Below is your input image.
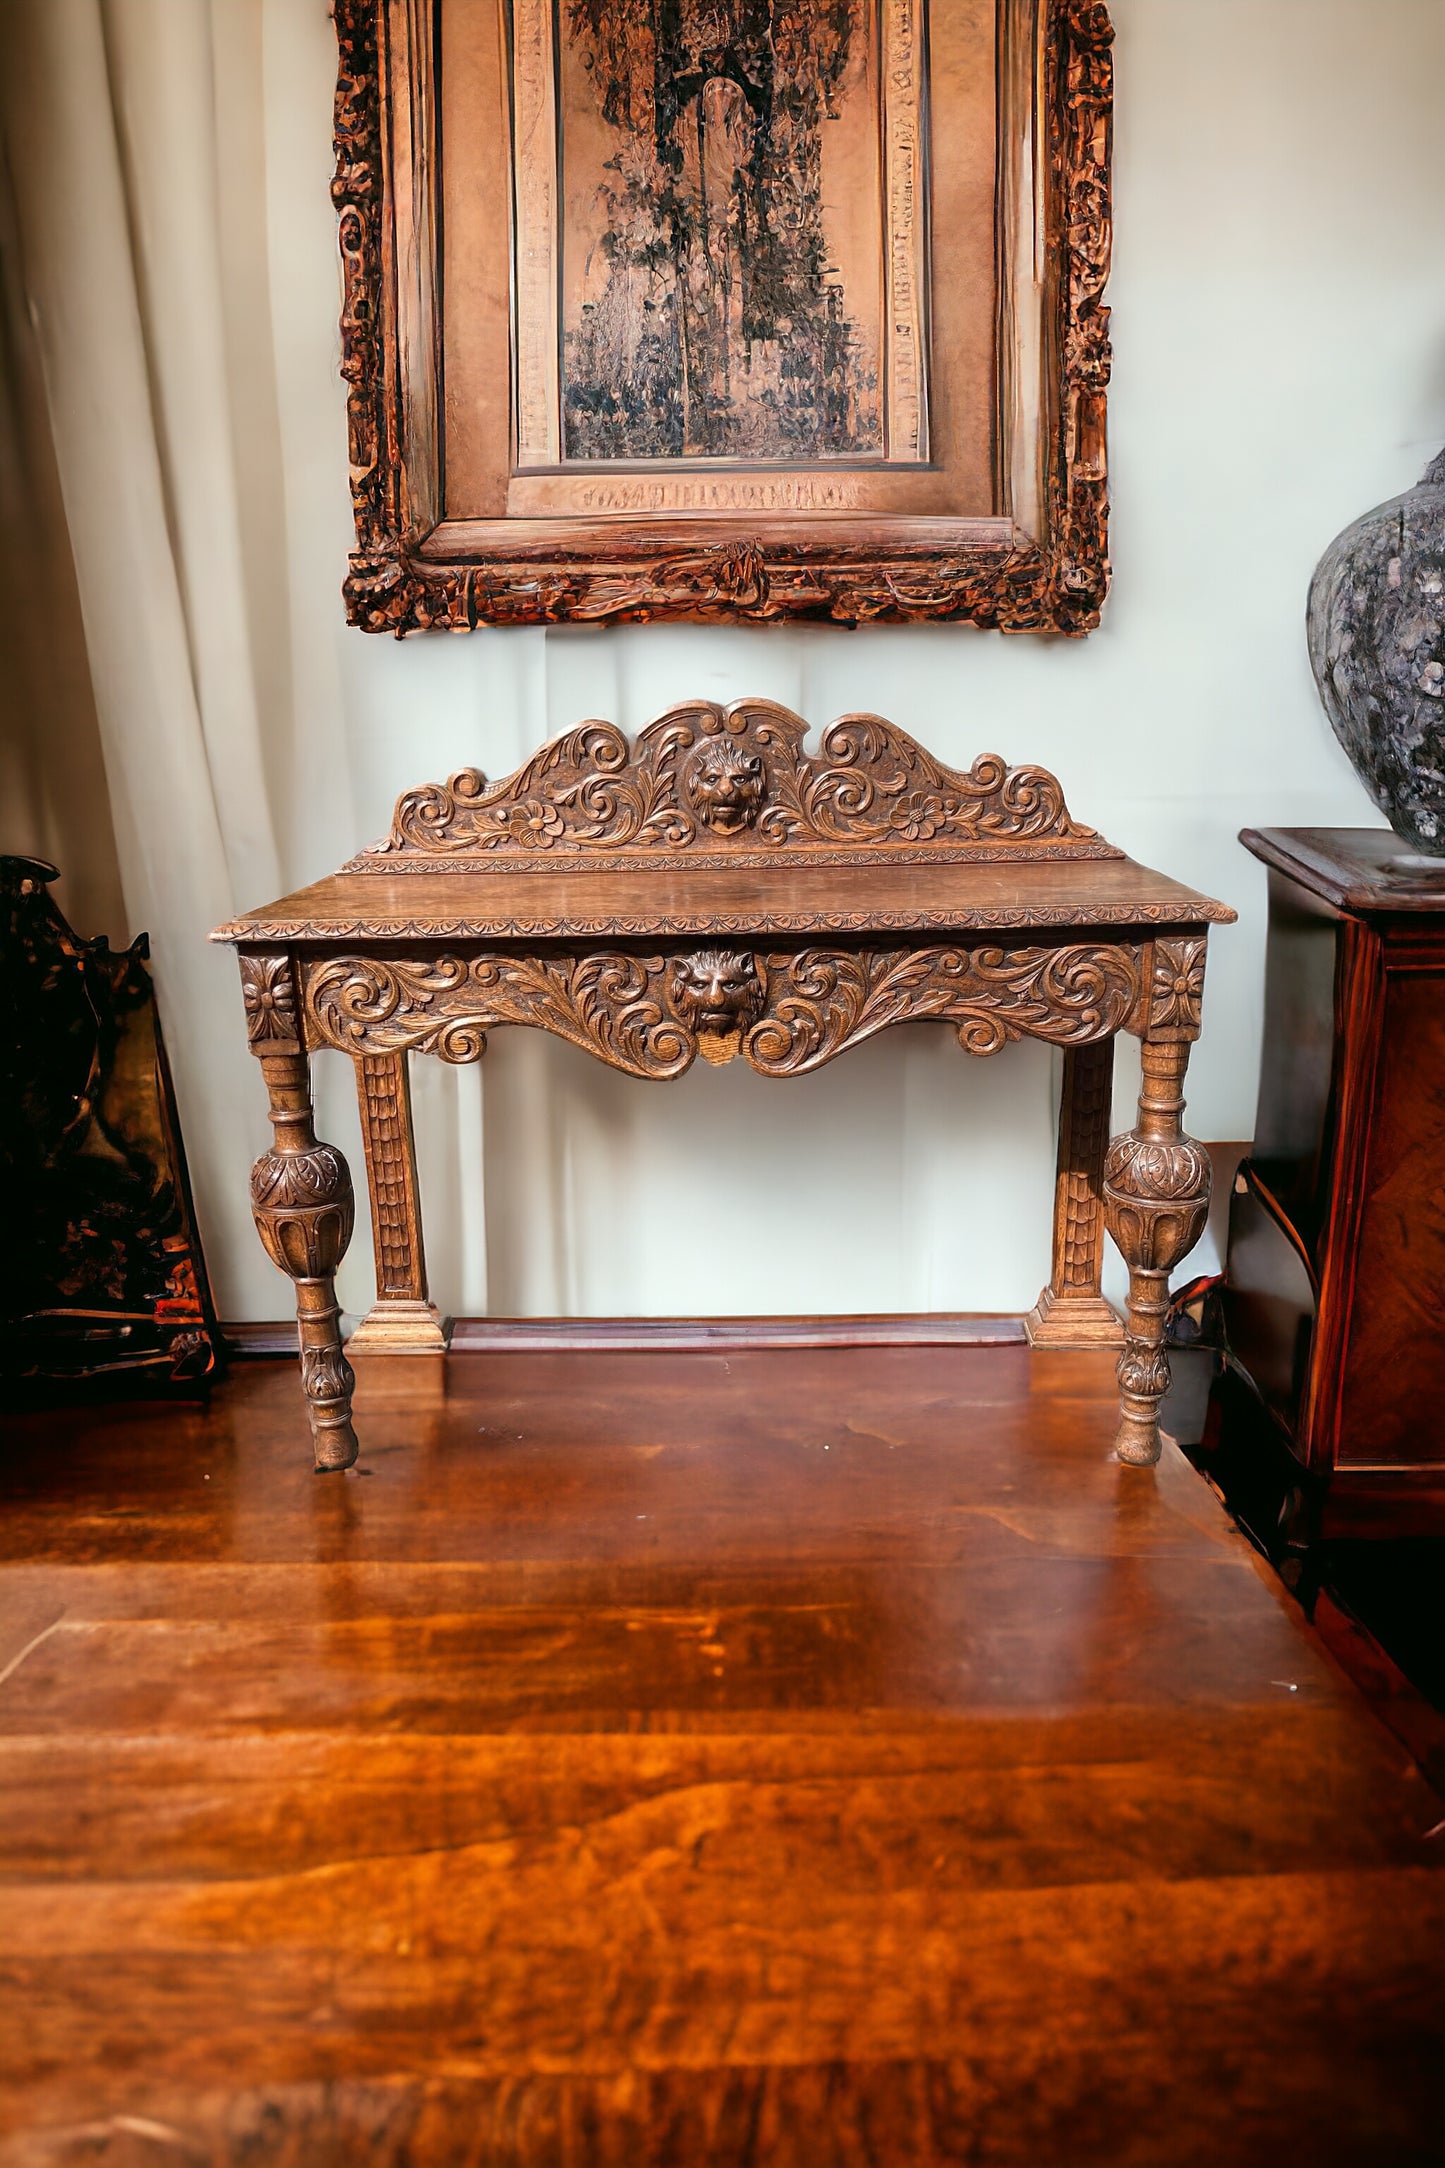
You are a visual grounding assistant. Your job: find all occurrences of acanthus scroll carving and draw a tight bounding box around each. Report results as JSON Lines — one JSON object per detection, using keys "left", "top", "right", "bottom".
{"left": 746, "top": 944, "right": 1141, "bottom": 1073}
{"left": 302, "top": 942, "right": 1143, "bottom": 1081}
{"left": 307, "top": 953, "right": 691, "bottom": 1079}
{"left": 358, "top": 703, "right": 1114, "bottom": 869}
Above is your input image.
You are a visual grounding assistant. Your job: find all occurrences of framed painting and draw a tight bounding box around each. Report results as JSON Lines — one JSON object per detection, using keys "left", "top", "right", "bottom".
{"left": 332, "top": 0, "right": 1113, "bottom": 634}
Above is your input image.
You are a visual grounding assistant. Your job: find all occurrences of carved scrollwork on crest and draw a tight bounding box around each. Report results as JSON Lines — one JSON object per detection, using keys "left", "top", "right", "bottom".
{"left": 302, "top": 940, "right": 1143, "bottom": 1080}
{"left": 356, "top": 703, "right": 1115, "bottom": 871}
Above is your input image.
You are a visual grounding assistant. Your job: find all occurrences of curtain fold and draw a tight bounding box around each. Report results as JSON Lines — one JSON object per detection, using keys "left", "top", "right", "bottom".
{"left": 1, "top": 0, "right": 264, "bottom": 1304}
{"left": 0, "top": 121, "right": 124, "bottom": 943}
{"left": 0, "top": 0, "right": 389, "bottom": 1322}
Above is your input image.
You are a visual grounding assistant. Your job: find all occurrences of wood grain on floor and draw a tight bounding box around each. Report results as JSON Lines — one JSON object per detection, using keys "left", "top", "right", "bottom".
{"left": 0, "top": 1347, "right": 1441, "bottom": 2165}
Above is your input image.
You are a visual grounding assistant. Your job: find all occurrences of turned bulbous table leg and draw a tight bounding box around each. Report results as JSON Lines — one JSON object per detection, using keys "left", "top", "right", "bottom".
{"left": 239, "top": 952, "right": 359, "bottom": 1469}
{"left": 249, "top": 1048, "right": 359, "bottom": 1471}
{"left": 1102, "top": 1039, "right": 1211, "bottom": 1466}
{"left": 240, "top": 992, "right": 359, "bottom": 1482}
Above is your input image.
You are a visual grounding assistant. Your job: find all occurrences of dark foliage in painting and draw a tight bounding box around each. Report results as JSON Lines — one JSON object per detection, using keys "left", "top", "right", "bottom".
{"left": 562, "top": 0, "right": 879, "bottom": 461}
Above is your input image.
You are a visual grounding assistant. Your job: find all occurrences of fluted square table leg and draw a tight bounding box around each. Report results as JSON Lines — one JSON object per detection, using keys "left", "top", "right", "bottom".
{"left": 347, "top": 1050, "right": 450, "bottom": 1354}
{"left": 1026, "top": 1038, "right": 1125, "bottom": 1348}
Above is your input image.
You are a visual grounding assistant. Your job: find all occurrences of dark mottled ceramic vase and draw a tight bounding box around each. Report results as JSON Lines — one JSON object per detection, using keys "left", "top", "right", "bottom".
{"left": 1307, "top": 449, "right": 1445, "bottom": 853}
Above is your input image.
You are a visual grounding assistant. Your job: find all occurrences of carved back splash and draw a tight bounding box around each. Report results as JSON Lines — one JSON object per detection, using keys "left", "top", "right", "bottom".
{"left": 350, "top": 703, "right": 1121, "bottom": 874}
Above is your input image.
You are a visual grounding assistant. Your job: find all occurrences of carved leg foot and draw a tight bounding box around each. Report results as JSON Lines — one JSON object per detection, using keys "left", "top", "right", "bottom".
{"left": 251, "top": 1050, "right": 359, "bottom": 1470}
{"left": 1102, "top": 1040, "right": 1210, "bottom": 1466}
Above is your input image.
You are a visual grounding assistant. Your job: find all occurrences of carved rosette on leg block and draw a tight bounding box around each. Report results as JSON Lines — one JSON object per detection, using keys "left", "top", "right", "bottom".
{"left": 1025, "top": 1038, "right": 1124, "bottom": 1347}
{"left": 1102, "top": 1038, "right": 1210, "bottom": 1466}
{"left": 241, "top": 954, "right": 359, "bottom": 1470}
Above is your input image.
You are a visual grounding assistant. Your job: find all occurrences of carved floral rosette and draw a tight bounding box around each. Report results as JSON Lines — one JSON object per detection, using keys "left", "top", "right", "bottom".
{"left": 1146, "top": 935, "right": 1207, "bottom": 1039}
{"left": 352, "top": 703, "right": 1118, "bottom": 872}
{"left": 302, "top": 941, "right": 1146, "bottom": 1081}
{"left": 240, "top": 953, "right": 302, "bottom": 1051}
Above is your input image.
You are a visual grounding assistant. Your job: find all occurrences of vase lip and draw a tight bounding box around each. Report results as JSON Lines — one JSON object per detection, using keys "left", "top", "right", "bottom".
{"left": 1424, "top": 446, "right": 1445, "bottom": 487}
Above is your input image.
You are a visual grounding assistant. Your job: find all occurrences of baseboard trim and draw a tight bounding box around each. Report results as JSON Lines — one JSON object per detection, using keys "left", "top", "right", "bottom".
{"left": 225, "top": 1313, "right": 1029, "bottom": 1356}
{"left": 222, "top": 1321, "right": 297, "bottom": 1358}
{"left": 449, "top": 1314, "right": 1028, "bottom": 1352}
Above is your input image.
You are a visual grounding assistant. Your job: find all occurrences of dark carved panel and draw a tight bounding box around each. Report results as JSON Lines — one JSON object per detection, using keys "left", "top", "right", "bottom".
{"left": 0, "top": 859, "right": 220, "bottom": 1384}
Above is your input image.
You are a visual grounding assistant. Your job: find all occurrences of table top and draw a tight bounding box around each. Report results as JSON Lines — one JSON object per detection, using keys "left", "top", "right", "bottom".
{"left": 213, "top": 854, "right": 1235, "bottom": 946}
{"left": 1241, "top": 827, "right": 1445, "bottom": 913}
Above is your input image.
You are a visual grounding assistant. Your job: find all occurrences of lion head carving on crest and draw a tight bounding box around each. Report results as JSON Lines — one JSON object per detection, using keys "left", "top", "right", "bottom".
{"left": 682, "top": 737, "right": 767, "bottom": 834}
{"left": 668, "top": 949, "right": 765, "bottom": 1063}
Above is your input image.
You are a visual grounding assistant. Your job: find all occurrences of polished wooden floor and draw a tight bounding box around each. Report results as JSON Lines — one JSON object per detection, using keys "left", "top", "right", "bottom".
{"left": 1, "top": 1347, "right": 1443, "bottom": 2166}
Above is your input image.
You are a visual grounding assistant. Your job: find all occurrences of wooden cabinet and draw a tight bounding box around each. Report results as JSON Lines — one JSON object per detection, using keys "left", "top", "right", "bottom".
{"left": 1224, "top": 828, "right": 1445, "bottom": 1530}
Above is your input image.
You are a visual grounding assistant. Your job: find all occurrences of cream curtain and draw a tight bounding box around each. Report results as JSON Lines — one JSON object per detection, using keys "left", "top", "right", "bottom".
{"left": 0, "top": 0, "right": 1065, "bottom": 1327}
{"left": 4, "top": 0, "right": 313, "bottom": 1313}
{"left": 0, "top": 56, "right": 122, "bottom": 948}
{"left": 7, "top": 0, "right": 1434, "bottom": 1324}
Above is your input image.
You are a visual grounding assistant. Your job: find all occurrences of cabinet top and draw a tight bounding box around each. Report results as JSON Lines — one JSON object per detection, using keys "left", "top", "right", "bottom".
{"left": 1241, "top": 828, "right": 1445, "bottom": 913}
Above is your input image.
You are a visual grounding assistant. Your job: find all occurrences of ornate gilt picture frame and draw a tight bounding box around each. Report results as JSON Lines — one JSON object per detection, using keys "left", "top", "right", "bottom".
{"left": 332, "top": 0, "right": 1112, "bottom": 634}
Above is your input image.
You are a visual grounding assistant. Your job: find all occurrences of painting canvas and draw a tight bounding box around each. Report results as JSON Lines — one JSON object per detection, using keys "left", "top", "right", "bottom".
{"left": 510, "top": 0, "right": 929, "bottom": 493}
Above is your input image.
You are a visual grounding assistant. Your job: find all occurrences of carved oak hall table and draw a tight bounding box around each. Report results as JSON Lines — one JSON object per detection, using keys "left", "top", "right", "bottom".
{"left": 213, "top": 704, "right": 1233, "bottom": 1472}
